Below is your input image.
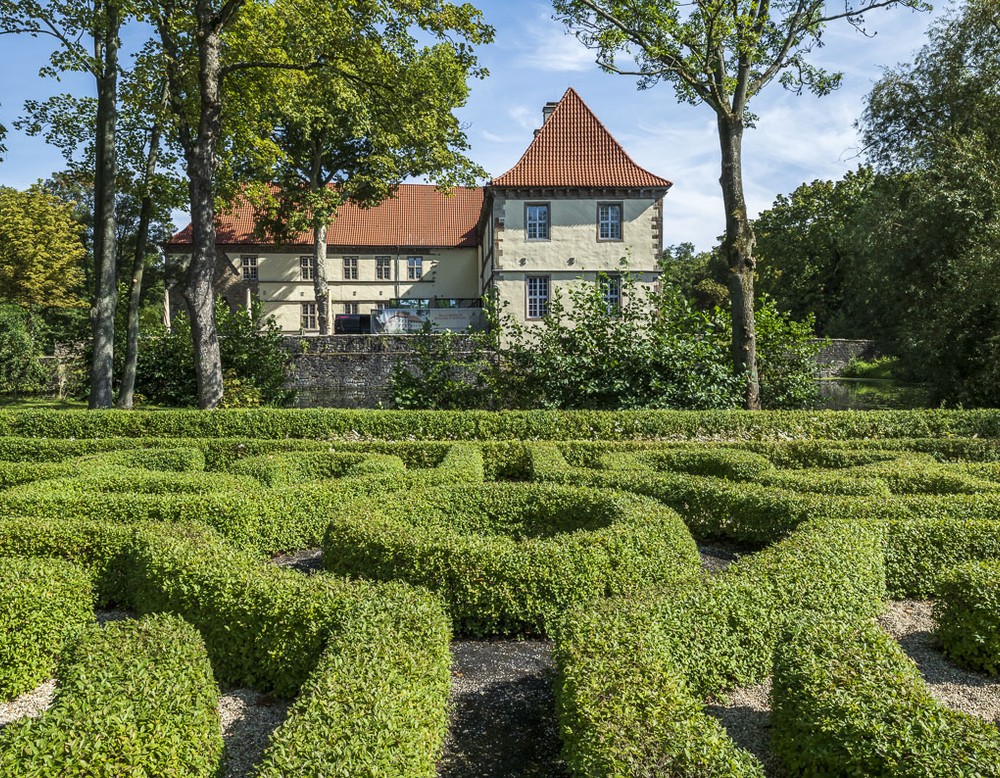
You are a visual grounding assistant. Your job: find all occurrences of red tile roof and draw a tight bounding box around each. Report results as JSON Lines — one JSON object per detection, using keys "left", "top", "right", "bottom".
{"left": 492, "top": 88, "right": 672, "bottom": 190}
{"left": 168, "top": 184, "right": 484, "bottom": 249}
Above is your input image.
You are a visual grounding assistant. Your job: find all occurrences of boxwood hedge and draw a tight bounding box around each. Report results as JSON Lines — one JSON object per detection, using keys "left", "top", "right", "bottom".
{"left": 322, "top": 482, "right": 701, "bottom": 635}
{"left": 935, "top": 560, "right": 1000, "bottom": 675}
{"left": 0, "top": 557, "right": 93, "bottom": 700}
{"left": 772, "top": 614, "right": 1000, "bottom": 776}
{"left": 0, "top": 613, "right": 222, "bottom": 778}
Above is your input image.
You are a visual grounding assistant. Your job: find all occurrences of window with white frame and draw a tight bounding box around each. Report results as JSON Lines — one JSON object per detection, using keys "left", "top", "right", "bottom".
{"left": 343, "top": 256, "right": 359, "bottom": 280}
{"left": 375, "top": 301, "right": 391, "bottom": 310}
{"left": 240, "top": 255, "right": 258, "bottom": 281}
{"left": 598, "top": 203, "right": 623, "bottom": 241}
{"left": 526, "top": 203, "right": 550, "bottom": 240}
{"left": 343, "top": 302, "right": 359, "bottom": 314}
{"left": 526, "top": 275, "right": 550, "bottom": 319}
{"left": 300, "top": 303, "right": 318, "bottom": 331}
{"left": 407, "top": 256, "right": 423, "bottom": 280}
{"left": 376, "top": 255, "right": 392, "bottom": 280}
{"left": 299, "top": 255, "right": 315, "bottom": 281}
{"left": 600, "top": 274, "right": 622, "bottom": 312}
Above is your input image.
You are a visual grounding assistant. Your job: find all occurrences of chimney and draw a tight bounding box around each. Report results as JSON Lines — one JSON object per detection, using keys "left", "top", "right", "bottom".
{"left": 542, "top": 101, "right": 559, "bottom": 124}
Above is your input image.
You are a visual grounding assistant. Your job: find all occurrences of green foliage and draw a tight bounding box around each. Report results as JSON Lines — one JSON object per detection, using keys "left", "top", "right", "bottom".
{"left": 0, "top": 613, "right": 223, "bottom": 778}
{"left": 772, "top": 614, "right": 1000, "bottom": 776}
{"left": 0, "top": 557, "right": 92, "bottom": 700}
{"left": 0, "top": 185, "right": 85, "bottom": 309}
{"left": 0, "top": 305, "right": 49, "bottom": 396}
{"left": 935, "top": 560, "right": 1000, "bottom": 675}
{"left": 137, "top": 299, "right": 293, "bottom": 407}
{"left": 390, "top": 325, "right": 494, "bottom": 409}
{"left": 841, "top": 356, "right": 899, "bottom": 380}
{"left": 323, "top": 482, "right": 701, "bottom": 635}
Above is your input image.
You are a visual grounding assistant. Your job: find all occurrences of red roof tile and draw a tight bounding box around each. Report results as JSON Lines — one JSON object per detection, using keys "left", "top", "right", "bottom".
{"left": 492, "top": 88, "right": 672, "bottom": 190}
{"left": 168, "top": 184, "right": 484, "bottom": 249}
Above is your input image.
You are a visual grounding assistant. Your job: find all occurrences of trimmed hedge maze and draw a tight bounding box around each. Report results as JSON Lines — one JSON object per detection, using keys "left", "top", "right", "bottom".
{"left": 0, "top": 409, "right": 999, "bottom": 775}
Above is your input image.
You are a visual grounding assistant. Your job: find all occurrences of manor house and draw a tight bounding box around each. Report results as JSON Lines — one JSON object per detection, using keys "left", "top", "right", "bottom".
{"left": 166, "top": 88, "right": 672, "bottom": 333}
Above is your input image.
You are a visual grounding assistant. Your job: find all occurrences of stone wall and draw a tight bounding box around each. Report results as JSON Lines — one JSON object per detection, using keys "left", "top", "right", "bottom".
{"left": 815, "top": 339, "right": 882, "bottom": 378}
{"left": 281, "top": 335, "right": 483, "bottom": 408}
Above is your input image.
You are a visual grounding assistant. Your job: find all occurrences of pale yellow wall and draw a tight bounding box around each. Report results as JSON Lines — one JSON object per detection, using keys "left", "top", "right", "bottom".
{"left": 251, "top": 247, "right": 479, "bottom": 332}
{"left": 493, "top": 195, "right": 661, "bottom": 273}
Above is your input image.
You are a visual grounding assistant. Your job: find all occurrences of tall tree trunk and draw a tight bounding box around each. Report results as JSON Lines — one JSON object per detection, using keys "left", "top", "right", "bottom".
{"left": 181, "top": 6, "right": 226, "bottom": 410}
{"left": 717, "top": 113, "right": 761, "bottom": 410}
{"left": 88, "top": 1, "right": 120, "bottom": 410}
{"left": 117, "top": 104, "right": 164, "bottom": 410}
{"left": 313, "top": 219, "right": 329, "bottom": 335}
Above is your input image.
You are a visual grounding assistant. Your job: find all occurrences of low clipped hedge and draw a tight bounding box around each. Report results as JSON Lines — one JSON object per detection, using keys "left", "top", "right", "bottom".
{"left": 935, "top": 560, "right": 1000, "bottom": 675}
{"left": 323, "top": 482, "right": 701, "bottom": 635}
{"left": 553, "top": 514, "right": 885, "bottom": 775}
{"left": 0, "top": 613, "right": 222, "bottom": 778}
{"left": 2, "top": 408, "right": 1000, "bottom": 441}
{"left": 772, "top": 614, "right": 1000, "bottom": 776}
{"left": 0, "top": 557, "right": 93, "bottom": 700}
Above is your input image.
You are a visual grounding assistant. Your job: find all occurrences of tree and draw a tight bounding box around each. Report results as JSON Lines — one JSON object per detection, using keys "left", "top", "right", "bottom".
{"left": 753, "top": 167, "right": 876, "bottom": 336}
{"left": 0, "top": 186, "right": 86, "bottom": 309}
{"left": 252, "top": 23, "right": 490, "bottom": 334}
{"left": 0, "top": 0, "right": 127, "bottom": 408}
{"left": 146, "top": 0, "right": 492, "bottom": 408}
{"left": 553, "top": 0, "right": 927, "bottom": 409}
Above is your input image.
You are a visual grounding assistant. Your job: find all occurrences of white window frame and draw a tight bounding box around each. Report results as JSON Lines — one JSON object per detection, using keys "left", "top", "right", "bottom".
{"left": 526, "top": 275, "right": 550, "bottom": 320}
{"left": 600, "top": 274, "right": 622, "bottom": 312}
{"left": 375, "top": 255, "right": 392, "bottom": 280}
{"left": 300, "top": 302, "right": 318, "bottom": 331}
{"left": 299, "top": 255, "right": 315, "bottom": 281}
{"left": 375, "top": 301, "right": 392, "bottom": 311}
{"left": 598, "top": 203, "right": 623, "bottom": 241}
{"left": 240, "top": 255, "right": 258, "bottom": 281}
{"left": 526, "top": 203, "right": 550, "bottom": 241}
{"left": 343, "top": 302, "right": 359, "bottom": 315}
{"left": 343, "top": 256, "right": 359, "bottom": 280}
{"left": 407, "top": 256, "right": 424, "bottom": 280}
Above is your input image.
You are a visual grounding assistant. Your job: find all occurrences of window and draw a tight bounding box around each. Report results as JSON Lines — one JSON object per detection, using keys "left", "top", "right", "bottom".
{"left": 526, "top": 275, "right": 550, "bottom": 319}
{"left": 343, "top": 302, "right": 359, "bottom": 314}
{"left": 600, "top": 274, "right": 622, "bottom": 312}
{"left": 598, "top": 203, "right": 623, "bottom": 241}
{"left": 376, "top": 256, "right": 392, "bottom": 280}
{"left": 240, "top": 255, "right": 258, "bottom": 281}
{"left": 375, "top": 301, "right": 391, "bottom": 311}
{"left": 299, "top": 255, "right": 315, "bottom": 281}
{"left": 407, "top": 256, "right": 423, "bottom": 280}
{"left": 300, "top": 303, "right": 318, "bottom": 331}
{"left": 343, "top": 256, "right": 359, "bottom": 280}
{"left": 526, "top": 204, "right": 550, "bottom": 241}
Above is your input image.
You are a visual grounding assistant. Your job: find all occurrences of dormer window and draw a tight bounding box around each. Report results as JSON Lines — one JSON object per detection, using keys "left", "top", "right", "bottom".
{"left": 598, "top": 203, "right": 623, "bottom": 241}
{"left": 526, "top": 204, "right": 550, "bottom": 241}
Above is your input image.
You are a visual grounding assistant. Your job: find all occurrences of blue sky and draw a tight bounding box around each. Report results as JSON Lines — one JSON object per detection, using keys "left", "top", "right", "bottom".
{"left": 0, "top": 1, "right": 948, "bottom": 249}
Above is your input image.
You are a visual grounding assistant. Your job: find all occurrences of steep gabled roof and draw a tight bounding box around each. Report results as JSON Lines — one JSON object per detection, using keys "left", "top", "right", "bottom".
{"left": 491, "top": 88, "right": 672, "bottom": 190}
{"left": 167, "top": 184, "right": 484, "bottom": 249}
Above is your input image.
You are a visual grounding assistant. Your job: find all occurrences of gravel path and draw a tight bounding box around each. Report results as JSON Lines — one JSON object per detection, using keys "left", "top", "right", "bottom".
{"left": 439, "top": 639, "right": 568, "bottom": 778}
{"left": 705, "top": 679, "right": 781, "bottom": 776}
{"left": 270, "top": 547, "right": 324, "bottom": 574}
{"left": 0, "top": 680, "right": 55, "bottom": 730}
{"left": 697, "top": 540, "right": 760, "bottom": 573}
{"left": 878, "top": 599, "right": 1000, "bottom": 725}
{"left": 219, "top": 689, "right": 290, "bottom": 778}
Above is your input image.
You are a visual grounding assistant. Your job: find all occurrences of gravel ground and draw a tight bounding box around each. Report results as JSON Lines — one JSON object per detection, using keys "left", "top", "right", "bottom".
{"left": 439, "top": 639, "right": 568, "bottom": 778}
{"left": 0, "top": 680, "right": 55, "bottom": 731}
{"left": 697, "top": 540, "right": 760, "bottom": 573}
{"left": 270, "top": 547, "right": 324, "bottom": 574}
{"left": 878, "top": 599, "right": 1000, "bottom": 725}
{"left": 705, "top": 679, "right": 781, "bottom": 776}
{"left": 218, "top": 688, "right": 290, "bottom": 778}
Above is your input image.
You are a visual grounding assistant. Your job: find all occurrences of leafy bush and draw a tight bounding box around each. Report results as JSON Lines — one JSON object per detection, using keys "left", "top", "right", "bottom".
{"left": 772, "top": 614, "right": 1000, "bottom": 776}
{"left": 137, "top": 298, "right": 293, "bottom": 407}
{"left": 0, "top": 557, "right": 92, "bottom": 700}
{"left": 935, "top": 560, "right": 1000, "bottom": 675}
{"left": 0, "top": 613, "right": 223, "bottom": 778}
{"left": 390, "top": 324, "right": 495, "bottom": 410}
{"left": 322, "top": 482, "right": 701, "bottom": 635}
{"left": 0, "top": 305, "right": 49, "bottom": 397}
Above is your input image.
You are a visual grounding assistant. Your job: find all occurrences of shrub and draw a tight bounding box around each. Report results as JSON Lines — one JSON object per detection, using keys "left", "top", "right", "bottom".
{"left": 0, "top": 557, "right": 92, "bottom": 700}
{"left": 772, "top": 614, "right": 1000, "bottom": 776}
{"left": 0, "top": 305, "right": 49, "bottom": 397}
{"left": 0, "top": 613, "right": 223, "bottom": 778}
{"left": 322, "top": 482, "right": 701, "bottom": 635}
{"left": 935, "top": 560, "right": 1000, "bottom": 675}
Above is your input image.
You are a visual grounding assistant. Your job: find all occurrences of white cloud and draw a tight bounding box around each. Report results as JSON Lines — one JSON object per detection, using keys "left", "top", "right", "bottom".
{"left": 521, "top": 29, "right": 595, "bottom": 72}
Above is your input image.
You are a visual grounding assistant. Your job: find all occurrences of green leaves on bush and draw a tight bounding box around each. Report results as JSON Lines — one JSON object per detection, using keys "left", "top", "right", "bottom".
{"left": 935, "top": 560, "right": 1000, "bottom": 675}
